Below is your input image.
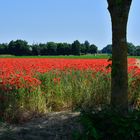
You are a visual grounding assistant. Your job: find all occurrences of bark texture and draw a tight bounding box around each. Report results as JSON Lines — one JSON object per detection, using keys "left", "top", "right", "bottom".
{"left": 107, "top": 0, "right": 132, "bottom": 112}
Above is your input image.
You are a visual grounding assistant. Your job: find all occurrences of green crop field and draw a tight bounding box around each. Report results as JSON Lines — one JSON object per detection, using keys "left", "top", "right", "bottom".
{"left": 0, "top": 54, "right": 140, "bottom": 59}
{"left": 0, "top": 54, "right": 110, "bottom": 59}
{"left": 128, "top": 56, "right": 140, "bottom": 59}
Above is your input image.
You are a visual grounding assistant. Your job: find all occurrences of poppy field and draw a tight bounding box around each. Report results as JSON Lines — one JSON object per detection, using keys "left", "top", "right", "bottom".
{"left": 0, "top": 58, "right": 140, "bottom": 122}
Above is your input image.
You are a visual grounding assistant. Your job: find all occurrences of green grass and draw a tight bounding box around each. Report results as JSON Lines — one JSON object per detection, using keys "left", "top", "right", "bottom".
{"left": 0, "top": 54, "right": 110, "bottom": 59}
{"left": 1, "top": 54, "right": 140, "bottom": 59}
{"left": 0, "top": 70, "right": 111, "bottom": 123}
{"left": 128, "top": 56, "right": 140, "bottom": 59}
{"left": 1, "top": 68, "right": 140, "bottom": 123}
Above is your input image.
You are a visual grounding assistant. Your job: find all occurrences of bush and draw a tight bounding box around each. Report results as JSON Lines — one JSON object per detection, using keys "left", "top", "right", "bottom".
{"left": 75, "top": 109, "right": 140, "bottom": 140}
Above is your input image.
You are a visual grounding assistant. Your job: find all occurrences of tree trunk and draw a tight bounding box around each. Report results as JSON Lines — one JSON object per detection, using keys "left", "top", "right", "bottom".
{"left": 107, "top": 0, "right": 132, "bottom": 112}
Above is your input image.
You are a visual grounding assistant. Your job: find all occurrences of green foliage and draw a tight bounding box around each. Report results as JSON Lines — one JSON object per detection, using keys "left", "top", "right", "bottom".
{"left": 89, "top": 44, "right": 98, "bottom": 54}
{"left": 0, "top": 39, "right": 99, "bottom": 56}
{"left": 0, "top": 82, "right": 46, "bottom": 123}
{"left": 101, "top": 42, "right": 136, "bottom": 56}
{"left": 1, "top": 68, "right": 140, "bottom": 123}
{"left": 8, "top": 40, "right": 30, "bottom": 56}
{"left": 127, "top": 42, "right": 136, "bottom": 56}
{"left": 84, "top": 40, "right": 90, "bottom": 54}
{"left": 135, "top": 46, "right": 140, "bottom": 56}
{"left": 76, "top": 109, "right": 140, "bottom": 140}
{"left": 72, "top": 40, "right": 81, "bottom": 55}
{"left": 38, "top": 70, "right": 111, "bottom": 111}
{"left": 0, "top": 70, "right": 111, "bottom": 122}
{"left": 101, "top": 44, "right": 112, "bottom": 54}
{"left": 0, "top": 43, "right": 8, "bottom": 54}
{"left": 46, "top": 42, "right": 57, "bottom": 55}
{"left": 1, "top": 39, "right": 140, "bottom": 56}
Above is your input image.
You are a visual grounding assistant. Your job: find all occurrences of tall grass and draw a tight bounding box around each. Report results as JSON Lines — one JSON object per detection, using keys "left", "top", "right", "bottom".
{"left": 0, "top": 69, "right": 140, "bottom": 123}
{"left": 38, "top": 70, "right": 111, "bottom": 111}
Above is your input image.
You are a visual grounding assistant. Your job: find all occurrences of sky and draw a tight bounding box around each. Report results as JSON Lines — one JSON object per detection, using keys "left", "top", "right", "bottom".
{"left": 0, "top": 0, "right": 139, "bottom": 49}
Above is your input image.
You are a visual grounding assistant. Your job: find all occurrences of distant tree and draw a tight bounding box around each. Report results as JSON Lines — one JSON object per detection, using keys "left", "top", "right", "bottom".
{"left": 39, "top": 43, "right": 48, "bottom": 55}
{"left": 102, "top": 43, "right": 135, "bottom": 55}
{"left": 47, "top": 42, "right": 57, "bottom": 55}
{"left": 8, "top": 40, "right": 15, "bottom": 55}
{"left": 28, "top": 45, "right": 33, "bottom": 55}
{"left": 8, "top": 40, "right": 30, "bottom": 56}
{"left": 84, "top": 40, "right": 90, "bottom": 54}
{"left": 57, "top": 43, "right": 65, "bottom": 55}
{"left": 0, "top": 43, "right": 8, "bottom": 54}
{"left": 3, "top": 39, "right": 139, "bottom": 58}
{"left": 135, "top": 46, "right": 140, "bottom": 56}
{"left": 127, "top": 42, "right": 135, "bottom": 56}
{"left": 102, "top": 44, "right": 112, "bottom": 54}
{"left": 89, "top": 44, "right": 98, "bottom": 54}
{"left": 31, "top": 44, "right": 41, "bottom": 55}
{"left": 64, "top": 43, "right": 72, "bottom": 55}
{"left": 71, "top": 40, "right": 81, "bottom": 55}
{"left": 80, "top": 44, "right": 86, "bottom": 54}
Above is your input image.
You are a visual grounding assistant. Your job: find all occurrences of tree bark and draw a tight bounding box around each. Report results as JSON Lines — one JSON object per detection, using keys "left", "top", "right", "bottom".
{"left": 107, "top": 0, "right": 132, "bottom": 112}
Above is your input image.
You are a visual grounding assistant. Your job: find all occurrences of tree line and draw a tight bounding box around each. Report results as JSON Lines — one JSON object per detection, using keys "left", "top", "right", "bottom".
{"left": 0, "top": 39, "right": 139, "bottom": 56}
{"left": 101, "top": 42, "right": 140, "bottom": 56}
{"left": 0, "top": 40, "right": 97, "bottom": 56}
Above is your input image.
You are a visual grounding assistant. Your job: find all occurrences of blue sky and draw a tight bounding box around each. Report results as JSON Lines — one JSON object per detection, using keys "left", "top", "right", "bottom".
{"left": 0, "top": 0, "right": 139, "bottom": 49}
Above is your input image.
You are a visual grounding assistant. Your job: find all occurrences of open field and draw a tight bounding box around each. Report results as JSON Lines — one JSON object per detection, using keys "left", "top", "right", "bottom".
{"left": 0, "top": 57, "right": 140, "bottom": 139}
{"left": 129, "top": 56, "right": 140, "bottom": 59}
{"left": 0, "top": 54, "right": 140, "bottom": 59}
{"left": 0, "top": 58, "right": 140, "bottom": 123}
{"left": 0, "top": 54, "right": 110, "bottom": 59}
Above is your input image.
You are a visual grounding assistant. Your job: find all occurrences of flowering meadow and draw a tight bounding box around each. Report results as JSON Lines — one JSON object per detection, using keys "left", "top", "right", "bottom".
{"left": 0, "top": 58, "right": 140, "bottom": 122}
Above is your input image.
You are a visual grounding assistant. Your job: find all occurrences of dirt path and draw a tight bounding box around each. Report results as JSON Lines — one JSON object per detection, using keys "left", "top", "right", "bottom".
{"left": 0, "top": 111, "right": 83, "bottom": 140}
{"left": 136, "top": 59, "right": 140, "bottom": 68}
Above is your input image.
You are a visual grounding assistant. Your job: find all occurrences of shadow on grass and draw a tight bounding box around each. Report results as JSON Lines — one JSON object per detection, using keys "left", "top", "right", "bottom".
{"left": 0, "top": 111, "right": 83, "bottom": 140}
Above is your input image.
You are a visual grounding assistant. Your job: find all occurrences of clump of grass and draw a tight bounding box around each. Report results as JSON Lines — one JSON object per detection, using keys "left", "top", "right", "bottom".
{"left": 128, "top": 73, "right": 140, "bottom": 109}
{"left": 38, "top": 70, "right": 111, "bottom": 111}
{"left": 0, "top": 81, "right": 46, "bottom": 123}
